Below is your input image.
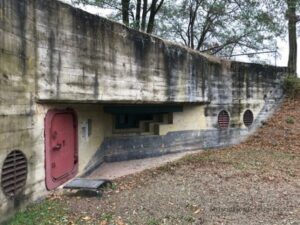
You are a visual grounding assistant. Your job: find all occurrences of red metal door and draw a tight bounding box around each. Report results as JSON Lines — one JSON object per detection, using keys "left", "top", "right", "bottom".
{"left": 45, "top": 109, "right": 78, "bottom": 190}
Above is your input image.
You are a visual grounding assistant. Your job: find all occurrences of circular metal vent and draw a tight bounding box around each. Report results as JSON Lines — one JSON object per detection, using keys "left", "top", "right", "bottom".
{"left": 218, "top": 110, "right": 230, "bottom": 129}
{"left": 1, "top": 150, "right": 28, "bottom": 198}
{"left": 243, "top": 110, "right": 254, "bottom": 127}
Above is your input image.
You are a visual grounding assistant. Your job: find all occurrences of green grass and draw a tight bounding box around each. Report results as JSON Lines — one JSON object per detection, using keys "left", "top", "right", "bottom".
{"left": 110, "top": 183, "right": 118, "bottom": 190}
{"left": 147, "top": 218, "right": 160, "bottom": 225}
{"left": 5, "top": 200, "right": 69, "bottom": 225}
{"left": 100, "top": 212, "right": 113, "bottom": 222}
{"left": 286, "top": 116, "right": 295, "bottom": 124}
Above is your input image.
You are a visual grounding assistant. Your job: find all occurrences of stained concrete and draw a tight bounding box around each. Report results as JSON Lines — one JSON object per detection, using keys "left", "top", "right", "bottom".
{"left": 0, "top": 0, "right": 287, "bottom": 222}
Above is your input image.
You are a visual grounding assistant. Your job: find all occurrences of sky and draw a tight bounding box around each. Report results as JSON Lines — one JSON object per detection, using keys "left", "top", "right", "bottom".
{"left": 61, "top": 0, "right": 300, "bottom": 75}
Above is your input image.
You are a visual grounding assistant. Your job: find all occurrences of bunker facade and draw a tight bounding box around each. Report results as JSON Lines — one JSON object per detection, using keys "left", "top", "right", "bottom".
{"left": 0, "top": 0, "right": 286, "bottom": 221}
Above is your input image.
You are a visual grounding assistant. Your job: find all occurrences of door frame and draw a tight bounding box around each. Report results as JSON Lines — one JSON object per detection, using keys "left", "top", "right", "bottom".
{"left": 44, "top": 108, "right": 78, "bottom": 190}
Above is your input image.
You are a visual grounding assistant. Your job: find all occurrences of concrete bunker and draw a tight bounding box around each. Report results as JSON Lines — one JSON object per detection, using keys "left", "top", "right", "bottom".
{"left": 0, "top": 0, "right": 286, "bottom": 221}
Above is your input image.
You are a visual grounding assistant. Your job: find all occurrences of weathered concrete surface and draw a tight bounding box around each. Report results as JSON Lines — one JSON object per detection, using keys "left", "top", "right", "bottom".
{"left": 32, "top": 0, "right": 285, "bottom": 104}
{"left": 36, "top": 0, "right": 211, "bottom": 103}
{"left": 0, "top": 0, "right": 40, "bottom": 221}
{"left": 0, "top": 0, "right": 287, "bottom": 222}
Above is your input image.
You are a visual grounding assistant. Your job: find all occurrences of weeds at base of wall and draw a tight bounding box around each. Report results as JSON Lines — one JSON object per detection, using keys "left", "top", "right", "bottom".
{"left": 3, "top": 200, "right": 68, "bottom": 225}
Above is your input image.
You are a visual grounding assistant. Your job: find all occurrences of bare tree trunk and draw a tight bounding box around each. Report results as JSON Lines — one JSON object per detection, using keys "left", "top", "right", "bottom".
{"left": 122, "top": 0, "right": 130, "bottom": 26}
{"left": 147, "top": 0, "right": 164, "bottom": 34}
{"left": 147, "top": 0, "right": 158, "bottom": 33}
{"left": 187, "top": 6, "right": 193, "bottom": 48}
{"left": 187, "top": 1, "right": 200, "bottom": 49}
{"left": 287, "top": 0, "right": 298, "bottom": 75}
{"left": 141, "top": 0, "right": 148, "bottom": 31}
{"left": 136, "top": 0, "right": 141, "bottom": 29}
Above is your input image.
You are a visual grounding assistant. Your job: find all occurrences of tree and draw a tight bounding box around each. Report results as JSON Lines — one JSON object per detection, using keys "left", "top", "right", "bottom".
{"left": 156, "top": 0, "right": 283, "bottom": 58}
{"left": 286, "top": 0, "right": 299, "bottom": 75}
{"left": 262, "top": 0, "right": 299, "bottom": 74}
{"left": 71, "top": 0, "right": 165, "bottom": 33}
{"left": 71, "top": 0, "right": 299, "bottom": 73}
{"left": 122, "top": 0, "right": 130, "bottom": 25}
{"left": 146, "top": 0, "right": 164, "bottom": 33}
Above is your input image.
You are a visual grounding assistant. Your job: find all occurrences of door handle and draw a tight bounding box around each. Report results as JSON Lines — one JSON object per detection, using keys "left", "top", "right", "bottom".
{"left": 52, "top": 144, "right": 62, "bottom": 151}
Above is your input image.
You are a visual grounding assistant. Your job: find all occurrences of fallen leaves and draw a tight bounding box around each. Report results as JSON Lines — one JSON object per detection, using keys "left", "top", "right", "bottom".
{"left": 82, "top": 216, "right": 91, "bottom": 221}
{"left": 99, "top": 221, "right": 108, "bottom": 225}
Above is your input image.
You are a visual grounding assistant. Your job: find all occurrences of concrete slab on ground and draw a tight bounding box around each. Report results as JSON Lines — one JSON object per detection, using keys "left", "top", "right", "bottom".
{"left": 88, "top": 150, "right": 203, "bottom": 180}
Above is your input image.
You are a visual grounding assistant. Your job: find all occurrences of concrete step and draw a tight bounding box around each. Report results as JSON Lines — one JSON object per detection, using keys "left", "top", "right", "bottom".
{"left": 149, "top": 122, "right": 163, "bottom": 135}
{"left": 162, "top": 113, "right": 173, "bottom": 124}
{"left": 139, "top": 120, "right": 154, "bottom": 132}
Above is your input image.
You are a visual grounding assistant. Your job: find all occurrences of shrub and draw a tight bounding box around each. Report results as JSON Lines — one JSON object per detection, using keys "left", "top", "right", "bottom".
{"left": 283, "top": 75, "right": 300, "bottom": 98}
{"left": 286, "top": 117, "right": 295, "bottom": 124}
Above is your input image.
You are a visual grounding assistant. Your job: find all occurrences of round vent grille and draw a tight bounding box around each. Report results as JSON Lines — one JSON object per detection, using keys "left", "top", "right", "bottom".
{"left": 243, "top": 110, "right": 254, "bottom": 127}
{"left": 1, "top": 150, "right": 28, "bottom": 198}
{"left": 218, "top": 110, "right": 230, "bottom": 129}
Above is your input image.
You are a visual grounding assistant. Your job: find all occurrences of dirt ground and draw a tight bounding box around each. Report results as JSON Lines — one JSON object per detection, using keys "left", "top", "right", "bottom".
{"left": 55, "top": 98, "right": 300, "bottom": 225}
{"left": 8, "top": 98, "right": 300, "bottom": 225}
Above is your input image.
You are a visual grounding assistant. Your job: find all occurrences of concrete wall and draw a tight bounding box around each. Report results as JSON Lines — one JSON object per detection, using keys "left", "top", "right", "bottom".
{"left": 94, "top": 97, "right": 282, "bottom": 164}
{"left": 0, "top": 0, "right": 39, "bottom": 221}
{"left": 159, "top": 105, "right": 207, "bottom": 135}
{"left": 0, "top": 0, "right": 286, "bottom": 222}
{"left": 36, "top": 0, "right": 211, "bottom": 103}
{"left": 33, "top": 0, "right": 285, "bottom": 105}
